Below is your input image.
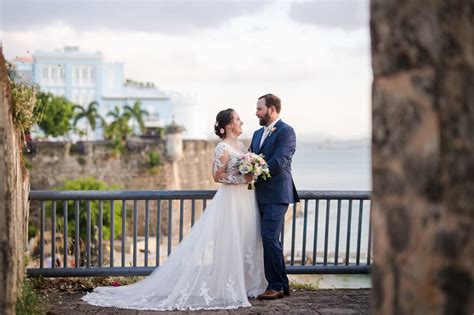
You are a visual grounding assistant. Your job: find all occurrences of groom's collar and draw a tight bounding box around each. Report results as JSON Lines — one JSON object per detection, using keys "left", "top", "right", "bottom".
{"left": 265, "top": 117, "right": 281, "bottom": 131}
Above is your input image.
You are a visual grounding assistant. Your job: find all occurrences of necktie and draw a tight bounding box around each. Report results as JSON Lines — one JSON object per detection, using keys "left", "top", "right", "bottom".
{"left": 259, "top": 127, "right": 271, "bottom": 148}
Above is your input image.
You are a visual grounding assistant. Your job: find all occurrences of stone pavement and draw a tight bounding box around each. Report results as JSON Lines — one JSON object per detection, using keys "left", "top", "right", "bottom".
{"left": 46, "top": 289, "right": 370, "bottom": 314}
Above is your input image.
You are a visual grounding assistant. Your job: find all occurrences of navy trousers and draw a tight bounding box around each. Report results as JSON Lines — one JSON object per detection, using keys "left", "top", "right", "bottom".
{"left": 258, "top": 202, "right": 289, "bottom": 292}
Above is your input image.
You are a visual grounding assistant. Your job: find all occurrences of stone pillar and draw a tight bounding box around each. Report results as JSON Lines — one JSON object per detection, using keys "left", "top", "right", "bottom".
{"left": 161, "top": 122, "right": 184, "bottom": 239}
{"left": 165, "top": 123, "right": 184, "bottom": 163}
{"left": 165, "top": 121, "right": 184, "bottom": 191}
{"left": 370, "top": 1, "right": 473, "bottom": 314}
{"left": 0, "top": 49, "right": 30, "bottom": 314}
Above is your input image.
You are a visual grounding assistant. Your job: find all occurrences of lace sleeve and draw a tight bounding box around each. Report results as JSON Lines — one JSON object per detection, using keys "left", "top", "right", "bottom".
{"left": 213, "top": 143, "right": 246, "bottom": 185}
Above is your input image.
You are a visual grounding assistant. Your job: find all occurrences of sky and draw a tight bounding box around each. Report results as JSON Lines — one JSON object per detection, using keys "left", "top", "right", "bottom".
{"left": 0, "top": 0, "right": 372, "bottom": 140}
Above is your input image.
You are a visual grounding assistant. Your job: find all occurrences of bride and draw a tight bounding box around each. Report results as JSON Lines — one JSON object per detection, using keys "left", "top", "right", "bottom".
{"left": 82, "top": 108, "right": 267, "bottom": 310}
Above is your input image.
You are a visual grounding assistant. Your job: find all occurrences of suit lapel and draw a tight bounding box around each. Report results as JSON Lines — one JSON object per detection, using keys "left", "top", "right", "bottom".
{"left": 259, "top": 120, "right": 283, "bottom": 152}
{"left": 254, "top": 128, "right": 264, "bottom": 153}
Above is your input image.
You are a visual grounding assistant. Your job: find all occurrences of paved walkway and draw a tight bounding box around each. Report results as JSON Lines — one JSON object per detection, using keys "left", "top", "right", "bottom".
{"left": 47, "top": 289, "right": 371, "bottom": 314}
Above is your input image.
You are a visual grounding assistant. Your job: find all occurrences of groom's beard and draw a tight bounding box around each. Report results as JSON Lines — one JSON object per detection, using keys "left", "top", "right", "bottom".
{"left": 259, "top": 113, "right": 271, "bottom": 126}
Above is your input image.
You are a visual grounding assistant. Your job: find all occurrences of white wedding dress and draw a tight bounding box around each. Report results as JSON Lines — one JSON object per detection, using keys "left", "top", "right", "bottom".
{"left": 82, "top": 141, "right": 267, "bottom": 310}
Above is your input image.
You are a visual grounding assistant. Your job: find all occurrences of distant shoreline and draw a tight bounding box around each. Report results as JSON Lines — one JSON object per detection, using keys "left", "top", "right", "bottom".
{"left": 297, "top": 140, "right": 371, "bottom": 150}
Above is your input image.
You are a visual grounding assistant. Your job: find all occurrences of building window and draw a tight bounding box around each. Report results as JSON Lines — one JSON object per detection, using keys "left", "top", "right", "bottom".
{"left": 59, "top": 66, "right": 65, "bottom": 85}
{"left": 51, "top": 67, "right": 57, "bottom": 84}
{"left": 71, "top": 66, "right": 96, "bottom": 87}
{"left": 73, "top": 66, "right": 80, "bottom": 85}
{"left": 42, "top": 67, "right": 49, "bottom": 84}
{"left": 82, "top": 68, "right": 88, "bottom": 85}
{"left": 90, "top": 67, "right": 96, "bottom": 84}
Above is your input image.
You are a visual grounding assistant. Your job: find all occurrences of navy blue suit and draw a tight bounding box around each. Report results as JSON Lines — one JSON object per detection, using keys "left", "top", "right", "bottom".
{"left": 250, "top": 119, "right": 299, "bottom": 292}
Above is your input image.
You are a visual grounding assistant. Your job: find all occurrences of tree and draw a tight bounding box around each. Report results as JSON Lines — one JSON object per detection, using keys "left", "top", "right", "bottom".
{"left": 104, "top": 106, "right": 132, "bottom": 139}
{"left": 124, "top": 101, "right": 149, "bottom": 135}
{"left": 104, "top": 106, "right": 132, "bottom": 155}
{"left": 73, "top": 101, "right": 104, "bottom": 139}
{"left": 36, "top": 92, "right": 75, "bottom": 138}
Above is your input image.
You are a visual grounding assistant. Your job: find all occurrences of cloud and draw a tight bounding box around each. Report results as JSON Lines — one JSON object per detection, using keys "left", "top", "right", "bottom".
{"left": 288, "top": 0, "right": 369, "bottom": 31}
{"left": 1, "top": 0, "right": 270, "bottom": 34}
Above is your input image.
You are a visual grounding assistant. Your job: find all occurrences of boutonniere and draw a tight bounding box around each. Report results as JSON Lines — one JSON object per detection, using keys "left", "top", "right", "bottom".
{"left": 268, "top": 126, "right": 276, "bottom": 136}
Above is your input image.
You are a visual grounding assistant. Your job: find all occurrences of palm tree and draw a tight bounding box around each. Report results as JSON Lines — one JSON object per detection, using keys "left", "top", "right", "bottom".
{"left": 73, "top": 101, "right": 104, "bottom": 139}
{"left": 106, "top": 105, "right": 126, "bottom": 121}
{"left": 124, "top": 101, "right": 149, "bottom": 135}
{"left": 105, "top": 105, "right": 132, "bottom": 141}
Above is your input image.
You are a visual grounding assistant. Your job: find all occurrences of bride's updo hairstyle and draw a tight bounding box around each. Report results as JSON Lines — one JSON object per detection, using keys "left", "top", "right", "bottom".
{"left": 214, "top": 108, "right": 235, "bottom": 139}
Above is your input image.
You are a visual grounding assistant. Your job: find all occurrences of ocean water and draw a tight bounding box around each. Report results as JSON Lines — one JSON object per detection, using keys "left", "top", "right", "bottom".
{"left": 292, "top": 143, "right": 371, "bottom": 191}
{"left": 288, "top": 143, "right": 372, "bottom": 288}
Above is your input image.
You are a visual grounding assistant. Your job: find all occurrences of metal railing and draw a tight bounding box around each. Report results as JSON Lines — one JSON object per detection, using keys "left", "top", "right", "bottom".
{"left": 27, "top": 190, "right": 372, "bottom": 277}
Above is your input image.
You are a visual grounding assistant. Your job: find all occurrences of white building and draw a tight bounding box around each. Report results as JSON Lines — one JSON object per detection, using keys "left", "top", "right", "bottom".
{"left": 12, "top": 46, "right": 206, "bottom": 139}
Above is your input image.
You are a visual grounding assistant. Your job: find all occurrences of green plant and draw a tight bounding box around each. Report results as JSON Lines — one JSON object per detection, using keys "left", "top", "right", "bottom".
{"left": 73, "top": 101, "right": 104, "bottom": 139}
{"left": 28, "top": 224, "right": 38, "bottom": 240}
{"left": 10, "top": 80, "right": 41, "bottom": 138}
{"left": 22, "top": 155, "right": 32, "bottom": 170}
{"left": 155, "top": 127, "right": 165, "bottom": 139}
{"left": 289, "top": 279, "right": 321, "bottom": 291}
{"left": 124, "top": 100, "right": 149, "bottom": 134}
{"left": 76, "top": 156, "right": 87, "bottom": 166}
{"left": 16, "top": 278, "right": 48, "bottom": 315}
{"left": 36, "top": 92, "right": 75, "bottom": 137}
{"left": 104, "top": 106, "right": 133, "bottom": 156}
{"left": 110, "top": 137, "right": 126, "bottom": 156}
{"left": 50, "top": 177, "right": 124, "bottom": 242}
{"left": 148, "top": 152, "right": 162, "bottom": 168}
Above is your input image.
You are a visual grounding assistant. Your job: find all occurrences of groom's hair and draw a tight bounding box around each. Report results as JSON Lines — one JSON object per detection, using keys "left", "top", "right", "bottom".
{"left": 258, "top": 94, "right": 281, "bottom": 113}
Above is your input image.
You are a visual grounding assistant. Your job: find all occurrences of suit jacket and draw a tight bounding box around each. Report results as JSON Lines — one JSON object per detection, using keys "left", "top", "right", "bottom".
{"left": 250, "top": 119, "right": 300, "bottom": 204}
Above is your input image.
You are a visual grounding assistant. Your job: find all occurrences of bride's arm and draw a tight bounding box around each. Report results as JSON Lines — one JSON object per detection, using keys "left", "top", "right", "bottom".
{"left": 213, "top": 144, "right": 251, "bottom": 184}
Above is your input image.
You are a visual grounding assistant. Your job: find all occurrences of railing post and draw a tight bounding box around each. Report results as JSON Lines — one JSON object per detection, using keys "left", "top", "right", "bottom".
{"left": 51, "top": 201, "right": 56, "bottom": 268}
{"left": 74, "top": 200, "right": 80, "bottom": 268}
{"left": 63, "top": 201, "right": 68, "bottom": 268}
{"left": 98, "top": 200, "right": 103, "bottom": 267}
{"left": 110, "top": 200, "right": 114, "bottom": 267}
{"left": 145, "top": 200, "right": 149, "bottom": 267}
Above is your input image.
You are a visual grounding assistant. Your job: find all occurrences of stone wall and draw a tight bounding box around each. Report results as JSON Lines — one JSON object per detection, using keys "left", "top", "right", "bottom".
{"left": 370, "top": 0, "right": 473, "bottom": 314}
{"left": 25, "top": 138, "right": 220, "bottom": 238}
{"left": 26, "top": 139, "right": 218, "bottom": 191}
{"left": 0, "top": 50, "right": 30, "bottom": 314}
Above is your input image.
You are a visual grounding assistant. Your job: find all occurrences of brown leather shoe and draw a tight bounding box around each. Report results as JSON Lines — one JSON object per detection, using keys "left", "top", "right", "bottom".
{"left": 257, "top": 290, "right": 284, "bottom": 300}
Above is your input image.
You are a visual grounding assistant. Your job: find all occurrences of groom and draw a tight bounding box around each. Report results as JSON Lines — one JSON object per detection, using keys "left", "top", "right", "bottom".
{"left": 250, "top": 94, "right": 299, "bottom": 300}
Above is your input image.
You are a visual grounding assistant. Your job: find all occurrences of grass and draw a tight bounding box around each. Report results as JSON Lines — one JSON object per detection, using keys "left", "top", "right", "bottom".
{"left": 16, "top": 278, "right": 48, "bottom": 315}
{"left": 10, "top": 81, "right": 42, "bottom": 138}
{"left": 289, "top": 279, "right": 321, "bottom": 291}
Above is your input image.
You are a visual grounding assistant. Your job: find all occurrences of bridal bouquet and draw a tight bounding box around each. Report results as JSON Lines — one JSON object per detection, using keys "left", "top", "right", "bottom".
{"left": 238, "top": 152, "right": 271, "bottom": 190}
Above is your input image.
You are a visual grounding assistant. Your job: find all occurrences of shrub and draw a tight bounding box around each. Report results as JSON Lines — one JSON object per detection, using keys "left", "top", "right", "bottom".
{"left": 50, "top": 177, "right": 124, "bottom": 242}
{"left": 148, "top": 152, "right": 162, "bottom": 168}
